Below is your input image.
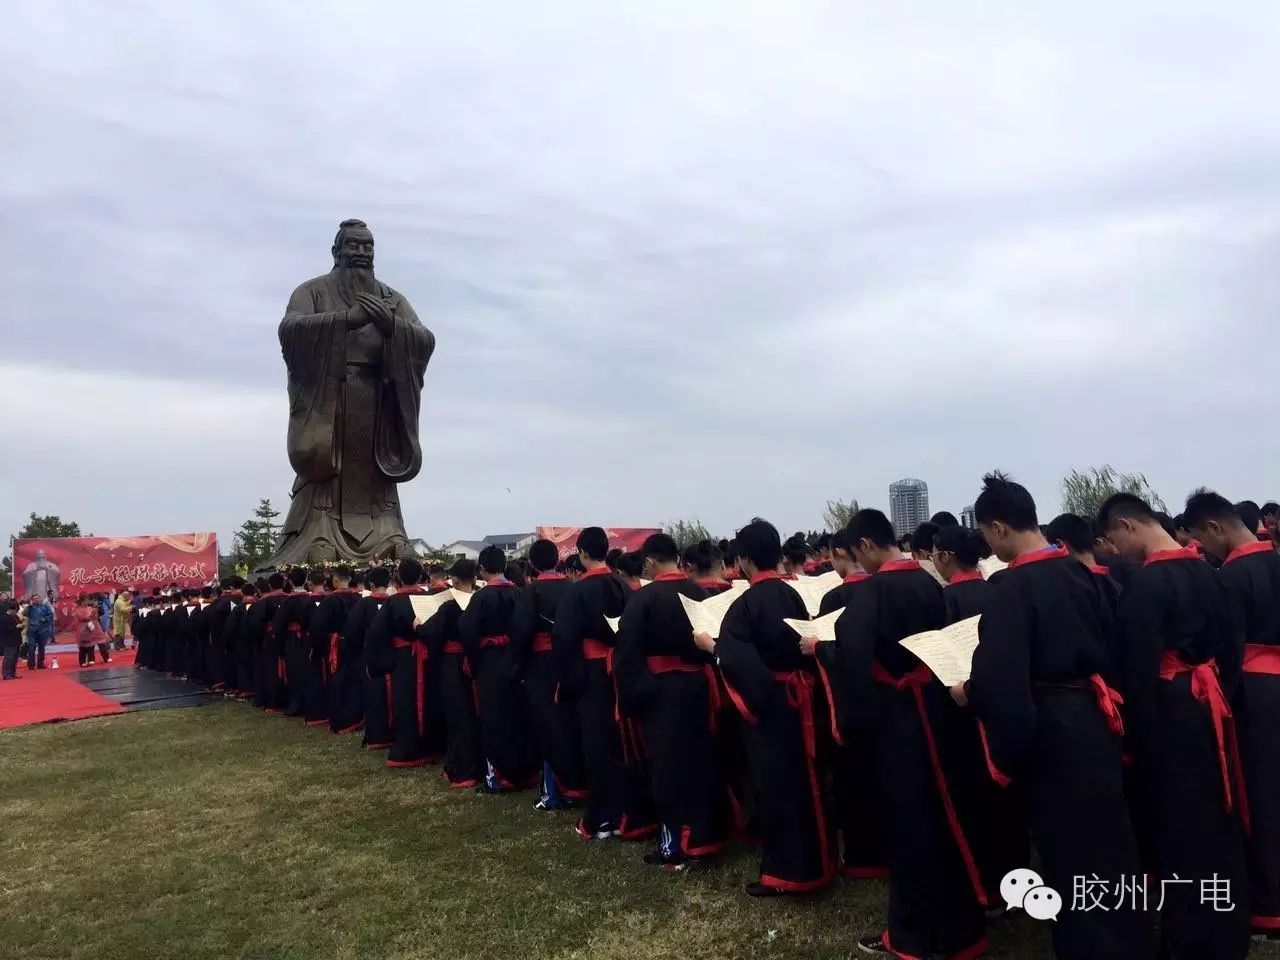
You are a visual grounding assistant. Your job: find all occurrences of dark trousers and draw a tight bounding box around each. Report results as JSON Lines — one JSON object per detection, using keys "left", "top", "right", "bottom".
{"left": 27, "top": 640, "right": 46, "bottom": 669}
{"left": 79, "top": 646, "right": 94, "bottom": 666}
{"left": 2, "top": 646, "right": 18, "bottom": 679}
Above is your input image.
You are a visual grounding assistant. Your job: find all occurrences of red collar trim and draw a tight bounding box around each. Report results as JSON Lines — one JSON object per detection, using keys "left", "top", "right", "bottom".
{"left": 535, "top": 572, "right": 566, "bottom": 581}
{"left": 330, "top": 587, "right": 359, "bottom": 595}
{"left": 580, "top": 566, "right": 613, "bottom": 581}
{"left": 1009, "top": 545, "right": 1068, "bottom": 569}
{"left": 843, "top": 572, "right": 871, "bottom": 584}
{"left": 947, "top": 569, "right": 984, "bottom": 585}
{"left": 877, "top": 558, "right": 920, "bottom": 574}
{"left": 1225, "top": 539, "right": 1274, "bottom": 565}
{"left": 1145, "top": 546, "right": 1200, "bottom": 566}
{"left": 750, "top": 570, "right": 785, "bottom": 586}
{"left": 724, "top": 568, "right": 741, "bottom": 579}
{"left": 654, "top": 571, "right": 687, "bottom": 583}
{"left": 397, "top": 586, "right": 426, "bottom": 595}
{"left": 1088, "top": 563, "right": 1110, "bottom": 576}
{"left": 369, "top": 591, "right": 389, "bottom": 599}
{"left": 696, "top": 578, "right": 726, "bottom": 589}
{"left": 484, "top": 580, "right": 515, "bottom": 589}
{"left": 802, "top": 560, "right": 819, "bottom": 573}
{"left": 308, "top": 591, "right": 326, "bottom": 598}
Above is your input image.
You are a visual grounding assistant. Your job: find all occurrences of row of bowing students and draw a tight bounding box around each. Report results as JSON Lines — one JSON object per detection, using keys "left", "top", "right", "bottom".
{"left": 131, "top": 474, "right": 1280, "bottom": 960}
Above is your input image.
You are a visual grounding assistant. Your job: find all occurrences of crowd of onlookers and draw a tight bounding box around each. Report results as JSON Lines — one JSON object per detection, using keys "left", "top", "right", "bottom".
{"left": 0, "top": 589, "right": 140, "bottom": 677}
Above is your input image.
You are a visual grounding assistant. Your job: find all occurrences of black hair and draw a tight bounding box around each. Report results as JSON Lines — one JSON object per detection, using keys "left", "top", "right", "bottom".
{"left": 307, "top": 567, "right": 327, "bottom": 586}
{"left": 782, "top": 532, "right": 809, "bottom": 566}
{"left": 578, "top": 527, "right": 610, "bottom": 562}
{"left": 973, "top": 471, "right": 1039, "bottom": 531}
{"left": 734, "top": 517, "right": 783, "bottom": 570}
{"left": 681, "top": 539, "right": 723, "bottom": 575}
{"left": 616, "top": 551, "right": 645, "bottom": 578}
{"left": 397, "top": 557, "right": 424, "bottom": 585}
{"left": 845, "top": 508, "right": 896, "bottom": 550}
{"left": 504, "top": 563, "right": 527, "bottom": 587}
{"left": 478, "top": 546, "right": 506, "bottom": 575}
{"left": 814, "top": 533, "right": 831, "bottom": 551}
{"left": 1184, "top": 488, "right": 1248, "bottom": 530}
{"left": 910, "top": 522, "right": 940, "bottom": 554}
{"left": 1153, "top": 511, "right": 1178, "bottom": 540}
{"left": 268, "top": 573, "right": 286, "bottom": 591}
{"left": 200, "top": 586, "right": 214, "bottom": 600}
{"left": 370, "top": 567, "right": 392, "bottom": 588}
{"left": 1045, "top": 513, "right": 1094, "bottom": 554}
{"left": 332, "top": 565, "right": 354, "bottom": 582}
{"left": 1237, "top": 500, "right": 1262, "bottom": 533}
{"left": 529, "top": 539, "right": 559, "bottom": 573}
{"left": 642, "top": 533, "right": 680, "bottom": 565}
{"left": 930, "top": 511, "right": 959, "bottom": 528}
{"left": 242, "top": 582, "right": 260, "bottom": 598}
{"left": 254, "top": 577, "right": 270, "bottom": 593}
{"left": 1096, "top": 492, "right": 1157, "bottom": 533}
{"left": 219, "top": 576, "right": 237, "bottom": 590}
{"left": 829, "top": 530, "right": 852, "bottom": 554}
{"left": 934, "top": 524, "right": 982, "bottom": 568}
{"left": 288, "top": 567, "right": 309, "bottom": 588}
{"left": 1262, "top": 502, "right": 1280, "bottom": 519}
{"left": 562, "top": 554, "right": 585, "bottom": 575}
{"left": 449, "top": 558, "right": 477, "bottom": 582}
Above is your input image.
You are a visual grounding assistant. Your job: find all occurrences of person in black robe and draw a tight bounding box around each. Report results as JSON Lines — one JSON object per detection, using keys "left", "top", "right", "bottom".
{"left": 808, "top": 530, "right": 884, "bottom": 880}
{"left": 1046, "top": 513, "right": 1122, "bottom": 615}
{"left": 961, "top": 473, "right": 1147, "bottom": 960}
{"left": 163, "top": 594, "right": 188, "bottom": 676}
{"left": 253, "top": 573, "right": 291, "bottom": 711}
{"left": 615, "top": 533, "right": 728, "bottom": 869}
{"left": 817, "top": 509, "right": 986, "bottom": 958}
{"left": 307, "top": 566, "right": 362, "bottom": 729}
{"left": 271, "top": 568, "right": 314, "bottom": 718}
{"left": 421, "top": 559, "right": 483, "bottom": 787}
{"left": 1186, "top": 488, "right": 1280, "bottom": 937}
{"left": 289, "top": 568, "right": 332, "bottom": 727}
{"left": 370, "top": 558, "right": 445, "bottom": 767}
{"left": 460, "top": 545, "right": 539, "bottom": 792}
{"left": 694, "top": 517, "right": 833, "bottom": 898}
{"left": 681, "top": 540, "right": 732, "bottom": 595}
{"left": 510, "top": 538, "right": 584, "bottom": 810}
{"left": 203, "top": 578, "right": 240, "bottom": 694}
{"left": 223, "top": 582, "right": 257, "bottom": 699}
{"left": 350, "top": 568, "right": 394, "bottom": 748}
{"left": 176, "top": 590, "right": 202, "bottom": 680}
{"left": 932, "top": 525, "right": 989, "bottom": 622}
{"left": 1097, "top": 492, "right": 1250, "bottom": 958}
{"left": 552, "top": 526, "right": 654, "bottom": 841}
{"left": 133, "top": 598, "right": 154, "bottom": 668}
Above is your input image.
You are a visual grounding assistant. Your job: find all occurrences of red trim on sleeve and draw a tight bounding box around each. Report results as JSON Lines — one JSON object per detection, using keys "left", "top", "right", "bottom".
{"left": 720, "top": 674, "right": 758, "bottom": 725}
{"left": 977, "top": 721, "right": 1012, "bottom": 788}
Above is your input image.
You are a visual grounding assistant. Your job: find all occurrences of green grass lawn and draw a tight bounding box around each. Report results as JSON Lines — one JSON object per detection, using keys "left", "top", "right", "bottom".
{"left": 1, "top": 703, "right": 1062, "bottom": 959}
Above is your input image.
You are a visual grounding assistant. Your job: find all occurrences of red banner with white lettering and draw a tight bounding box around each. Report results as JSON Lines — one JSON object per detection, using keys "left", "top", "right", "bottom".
{"left": 535, "top": 526, "right": 662, "bottom": 561}
{"left": 12, "top": 533, "right": 217, "bottom": 601}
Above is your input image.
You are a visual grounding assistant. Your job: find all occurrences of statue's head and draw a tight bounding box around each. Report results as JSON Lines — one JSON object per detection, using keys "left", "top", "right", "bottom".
{"left": 332, "top": 219, "right": 374, "bottom": 275}
{"left": 34, "top": 549, "right": 47, "bottom": 563}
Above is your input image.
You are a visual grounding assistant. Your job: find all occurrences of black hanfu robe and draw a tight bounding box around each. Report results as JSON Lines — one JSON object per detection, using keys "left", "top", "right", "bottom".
{"left": 715, "top": 573, "right": 834, "bottom": 893}
{"left": 459, "top": 579, "right": 539, "bottom": 790}
{"left": 202, "top": 592, "right": 236, "bottom": 692}
{"left": 307, "top": 588, "right": 363, "bottom": 729}
{"left": 615, "top": 573, "right": 728, "bottom": 858}
{"left": 943, "top": 570, "right": 988, "bottom": 624}
{"left": 510, "top": 573, "right": 585, "bottom": 799}
{"left": 813, "top": 572, "right": 887, "bottom": 879}
{"left": 370, "top": 587, "right": 446, "bottom": 767}
{"left": 252, "top": 591, "right": 290, "bottom": 710}
{"left": 134, "top": 608, "right": 155, "bottom": 668}
{"left": 419, "top": 597, "right": 484, "bottom": 786}
{"left": 1117, "top": 546, "right": 1249, "bottom": 958}
{"left": 356, "top": 592, "right": 395, "bottom": 749}
{"left": 223, "top": 598, "right": 253, "bottom": 699}
{"left": 325, "top": 591, "right": 376, "bottom": 734}
{"left": 969, "top": 546, "right": 1147, "bottom": 960}
{"left": 831, "top": 559, "right": 987, "bottom": 959}
{"left": 272, "top": 592, "right": 319, "bottom": 718}
{"left": 179, "top": 603, "right": 202, "bottom": 680}
{"left": 1217, "top": 539, "right": 1280, "bottom": 933}
{"left": 552, "top": 566, "right": 654, "bottom": 838}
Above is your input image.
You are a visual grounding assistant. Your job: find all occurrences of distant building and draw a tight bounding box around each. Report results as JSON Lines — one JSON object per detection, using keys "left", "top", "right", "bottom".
{"left": 961, "top": 505, "right": 977, "bottom": 530}
{"left": 889, "top": 478, "right": 930, "bottom": 538}
{"left": 438, "top": 532, "right": 536, "bottom": 562}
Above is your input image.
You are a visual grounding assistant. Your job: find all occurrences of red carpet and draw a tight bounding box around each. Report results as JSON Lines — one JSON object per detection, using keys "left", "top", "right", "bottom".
{"left": 1, "top": 648, "right": 138, "bottom": 730}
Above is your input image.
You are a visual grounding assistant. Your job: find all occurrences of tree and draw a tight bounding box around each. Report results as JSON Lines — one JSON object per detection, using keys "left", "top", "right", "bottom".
{"left": 231, "top": 499, "right": 282, "bottom": 573}
{"left": 3, "top": 513, "right": 82, "bottom": 594}
{"left": 822, "top": 498, "right": 860, "bottom": 533}
{"left": 662, "top": 519, "right": 716, "bottom": 551}
{"left": 1061, "top": 466, "right": 1167, "bottom": 520}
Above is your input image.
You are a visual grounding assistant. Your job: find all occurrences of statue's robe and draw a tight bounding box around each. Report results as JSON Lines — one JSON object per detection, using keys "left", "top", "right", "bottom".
{"left": 268, "top": 268, "right": 433, "bottom": 566}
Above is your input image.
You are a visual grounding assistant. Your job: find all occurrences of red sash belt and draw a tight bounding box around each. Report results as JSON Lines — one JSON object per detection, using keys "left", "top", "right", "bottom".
{"left": 440, "top": 641, "right": 477, "bottom": 712}
{"left": 872, "top": 661, "right": 989, "bottom": 907}
{"left": 531, "top": 632, "right": 553, "bottom": 653}
{"left": 287, "top": 623, "right": 301, "bottom": 636}
{"left": 480, "top": 634, "right": 510, "bottom": 648}
{"left": 1243, "top": 643, "right": 1280, "bottom": 674}
{"left": 277, "top": 656, "right": 288, "bottom": 683}
{"left": 443, "top": 641, "right": 465, "bottom": 655}
{"left": 771, "top": 669, "right": 834, "bottom": 885}
{"left": 327, "top": 633, "right": 341, "bottom": 676}
{"left": 647, "top": 656, "right": 722, "bottom": 731}
{"left": 1160, "top": 652, "right": 1249, "bottom": 831}
{"left": 392, "top": 636, "right": 429, "bottom": 737}
{"left": 582, "top": 637, "right": 612, "bottom": 661}
{"left": 1035, "top": 674, "right": 1126, "bottom": 736}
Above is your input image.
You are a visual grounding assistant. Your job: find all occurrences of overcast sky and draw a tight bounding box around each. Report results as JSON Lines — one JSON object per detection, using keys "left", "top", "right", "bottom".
{"left": 4, "top": 2, "right": 1280, "bottom": 551}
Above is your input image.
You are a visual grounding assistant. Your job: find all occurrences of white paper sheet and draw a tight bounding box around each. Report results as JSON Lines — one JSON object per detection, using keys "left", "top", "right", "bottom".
{"left": 785, "top": 571, "right": 842, "bottom": 616}
{"left": 783, "top": 608, "right": 842, "bottom": 646}
{"left": 409, "top": 592, "right": 455, "bottom": 623}
{"left": 898, "top": 615, "right": 982, "bottom": 686}
{"left": 678, "top": 587, "right": 744, "bottom": 639}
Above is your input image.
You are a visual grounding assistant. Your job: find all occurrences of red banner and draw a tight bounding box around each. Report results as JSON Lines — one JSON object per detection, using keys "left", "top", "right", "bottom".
{"left": 12, "top": 533, "right": 217, "bottom": 602}
{"left": 535, "top": 526, "right": 662, "bottom": 561}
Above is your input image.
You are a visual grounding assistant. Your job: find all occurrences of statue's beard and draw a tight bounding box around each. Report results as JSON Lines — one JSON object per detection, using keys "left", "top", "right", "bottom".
{"left": 339, "top": 262, "right": 377, "bottom": 295}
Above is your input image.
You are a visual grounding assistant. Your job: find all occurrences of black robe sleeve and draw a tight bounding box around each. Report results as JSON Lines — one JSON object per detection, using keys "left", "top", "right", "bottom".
{"left": 613, "top": 588, "right": 657, "bottom": 718}
{"left": 968, "top": 578, "right": 1036, "bottom": 774}
{"left": 714, "top": 596, "right": 785, "bottom": 725}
